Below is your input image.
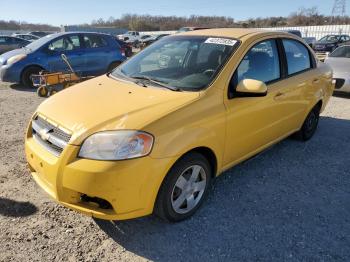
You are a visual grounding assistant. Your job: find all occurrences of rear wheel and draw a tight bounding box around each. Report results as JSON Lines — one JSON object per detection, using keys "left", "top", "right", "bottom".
{"left": 295, "top": 104, "right": 321, "bottom": 141}
{"left": 21, "top": 66, "right": 42, "bottom": 88}
{"left": 155, "top": 152, "right": 212, "bottom": 222}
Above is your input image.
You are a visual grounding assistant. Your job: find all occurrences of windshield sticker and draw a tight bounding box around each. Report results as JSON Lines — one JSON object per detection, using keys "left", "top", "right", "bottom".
{"left": 204, "top": 38, "right": 237, "bottom": 46}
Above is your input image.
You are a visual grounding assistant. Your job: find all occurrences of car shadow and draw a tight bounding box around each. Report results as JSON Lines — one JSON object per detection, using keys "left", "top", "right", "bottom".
{"left": 0, "top": 197, "right": 38, "bottom": 217}
{"left": 9, "top": 83, "right": 36, "bottom": 92}
{"left": 95, "top": 116, "right": 350, "bottom": 261}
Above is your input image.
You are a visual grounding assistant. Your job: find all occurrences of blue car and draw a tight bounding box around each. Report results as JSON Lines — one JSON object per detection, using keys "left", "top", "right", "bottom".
{"left": 0, "top": 32, "right": 126, "bottom": 87}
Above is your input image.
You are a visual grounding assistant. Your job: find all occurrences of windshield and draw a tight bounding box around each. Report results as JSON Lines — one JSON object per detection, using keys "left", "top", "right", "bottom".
{"left": 318, "top": 35, "right": 340, "bottom": 43}
{"left": 24, "top": 34, "right": 57, "bottom": 51}
{"left": 329, "top": 46, "right": 350, "bottom": 58}
{"left": 111, "top": 35, "right": 238, "bottom": 91}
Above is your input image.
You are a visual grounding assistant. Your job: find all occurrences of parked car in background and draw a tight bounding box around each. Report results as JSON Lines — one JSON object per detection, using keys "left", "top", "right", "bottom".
{"left": 141, "top": 34, "right": 170, "bottom": 47}
{"left": 313, "top": 34, "right": 350, "bottom": 60}
{"left": 12, "top": 33, "right": 40, "bottom": 42}
{"left": 177, "top": 27, "right": 210, "bottom": 33}
{"left": 0, "top": 32, "right": 126, "bottom": 87}
{"left": 29, "top": 31, "right": 51, "bottom": 38}
{"left": 117, "top": 31, "right": 141, "bottom": 42}
{"left": 0, "top": 36, "right": 30, "bottom": 55}
{"left": 283, "top": 30, "right": 302, "bottom": 38}
{"left": 25, "top": 29, "right": 333, "bottom": 222}
{"left": 303, "top": 37, "right": 316, "bottom": 48}
{"left": 324, "top": 45, "right": 350, "bottom": 93}
{"left": 115, "top": 38, "right": 133, "bottom": 57}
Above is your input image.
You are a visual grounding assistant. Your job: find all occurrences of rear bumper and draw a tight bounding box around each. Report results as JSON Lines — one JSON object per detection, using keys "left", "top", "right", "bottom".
{"left": 25, "top": 136, "right": 176, "bottom": 220}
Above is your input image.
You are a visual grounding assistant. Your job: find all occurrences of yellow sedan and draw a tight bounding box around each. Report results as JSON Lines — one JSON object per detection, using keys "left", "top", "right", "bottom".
{"left": 25, "top": 29, "right": 334, "bottom": 222}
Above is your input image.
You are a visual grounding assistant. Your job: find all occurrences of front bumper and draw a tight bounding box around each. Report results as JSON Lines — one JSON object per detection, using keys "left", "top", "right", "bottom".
{"left": 25, "top": 136, "right": 176, "bottom": 220}
{"left": 0, "top": 64, "right": 21, "bottom": 83}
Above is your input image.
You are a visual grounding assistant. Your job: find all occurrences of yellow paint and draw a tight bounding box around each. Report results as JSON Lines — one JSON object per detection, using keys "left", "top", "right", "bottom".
{"left": 25, "top": 29, "right": 334, "bottom": 220}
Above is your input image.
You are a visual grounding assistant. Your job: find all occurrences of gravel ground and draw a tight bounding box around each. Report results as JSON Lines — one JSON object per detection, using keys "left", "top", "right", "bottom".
{"left": 0, "top": 82, "right": 349, "bottom": 262}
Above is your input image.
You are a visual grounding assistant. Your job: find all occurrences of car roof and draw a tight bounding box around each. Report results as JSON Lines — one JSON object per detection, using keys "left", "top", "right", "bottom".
{"left": 176, "top": 28, "right": 291, "bottom": 39}
{"left": 48, "top": 32, "right": 113, "bottom": 37}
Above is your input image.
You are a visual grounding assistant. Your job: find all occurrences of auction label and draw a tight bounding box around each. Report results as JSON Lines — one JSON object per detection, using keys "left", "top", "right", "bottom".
{"left": 204, "top": 38, "right": 237, "bottom": 46}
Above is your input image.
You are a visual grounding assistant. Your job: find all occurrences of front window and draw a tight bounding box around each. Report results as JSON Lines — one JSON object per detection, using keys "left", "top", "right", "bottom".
{"left": 48, "top": 35, "right": 80, "bottom": 51}
{"left": 111, "top": 36, "right": 238, "bottom": 91}
{"left": 236, "top": 40, "right": 280, "bottom": 84}
{"left": 329, "top": 46, "right": 350, "bottom": 58}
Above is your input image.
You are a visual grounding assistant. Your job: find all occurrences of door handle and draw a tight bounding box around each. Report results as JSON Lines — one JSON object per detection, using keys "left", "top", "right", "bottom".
{"left": 312, "top": 78, "right": 320, "bottom": 84}
{"left": 274, "top": 92, "right": 285, "bottom": 99}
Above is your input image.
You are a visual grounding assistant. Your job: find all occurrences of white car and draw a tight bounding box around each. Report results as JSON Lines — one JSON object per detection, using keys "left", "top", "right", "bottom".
{"left": 324, "top": 45, "right": 350, "bottom": 93}
{"left": 117, "top": 31, "right": 141, "bottom": 42}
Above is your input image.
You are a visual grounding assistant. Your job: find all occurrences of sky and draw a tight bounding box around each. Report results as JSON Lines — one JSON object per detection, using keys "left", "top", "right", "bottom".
{"left": 0, "top": 0, "right": 343, "bottom": 26}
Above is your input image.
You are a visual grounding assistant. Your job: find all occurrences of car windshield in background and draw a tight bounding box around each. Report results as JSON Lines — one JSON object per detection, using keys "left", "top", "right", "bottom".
{"left": 318, "top": 35, "right": 340, "bottom": 42}
{"left": 24, "top": 34, "right": 55, "bottom": 51}
{"left": 329, "top": 46, "right": 350, "bottom": 58}
{"left": 111, "top": 36, "right": 239, "bottom": 91}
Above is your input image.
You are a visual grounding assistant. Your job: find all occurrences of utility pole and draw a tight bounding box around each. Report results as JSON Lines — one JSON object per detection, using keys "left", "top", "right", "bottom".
{"left": 332, "top": 0, "right": 346, "bottom": 17}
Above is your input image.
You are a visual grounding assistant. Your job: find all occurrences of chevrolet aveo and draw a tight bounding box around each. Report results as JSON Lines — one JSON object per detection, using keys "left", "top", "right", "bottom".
{"left": 25, "top": 29, "right": 334, "bottom": 222}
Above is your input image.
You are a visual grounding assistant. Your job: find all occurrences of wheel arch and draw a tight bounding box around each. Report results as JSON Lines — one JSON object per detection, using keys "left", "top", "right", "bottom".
{"left": 20, "top": 64, "right": 46, "bottom": 80}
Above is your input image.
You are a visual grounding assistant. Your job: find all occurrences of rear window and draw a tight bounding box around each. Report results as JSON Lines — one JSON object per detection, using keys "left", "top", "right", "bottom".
{"left": 283, "top": 39, "right": 311, "bottom": 75}
{"left": 83, "top": 35, "right": 108, "bottom": 48}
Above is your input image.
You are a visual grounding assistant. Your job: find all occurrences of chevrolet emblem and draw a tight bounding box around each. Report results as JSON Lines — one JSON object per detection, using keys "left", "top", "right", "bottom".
{"left": 38, "top": 128, "right": 52, "bottom": 141}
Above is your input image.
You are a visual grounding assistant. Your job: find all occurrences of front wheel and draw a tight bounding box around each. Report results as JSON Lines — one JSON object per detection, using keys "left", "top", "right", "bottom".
{"left": 155, "top": 152, "right": 212, "bottom": 222}
{"left": 295, "top": 104, "right": 321, "bottom": 141}
{"left": 21, "top": 66, "right": 42, "bottom": 88}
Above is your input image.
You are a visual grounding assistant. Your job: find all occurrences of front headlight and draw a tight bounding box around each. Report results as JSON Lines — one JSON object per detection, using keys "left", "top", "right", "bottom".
{"left": 78, "top": 130, "right": 154, "bottom": 160}
{"left": 7, "top": 54, "right": 27, "bottom": 65}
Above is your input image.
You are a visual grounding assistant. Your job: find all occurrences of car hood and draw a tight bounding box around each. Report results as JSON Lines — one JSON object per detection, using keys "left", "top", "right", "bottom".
{"left": 0, "top": 48, "right": 30, "bottom": 64}
{"left": 36, "top": 75, "right": 200, "bottom": 145}
{"left": 324, "top": 57, "right": 350, "bottom": 74}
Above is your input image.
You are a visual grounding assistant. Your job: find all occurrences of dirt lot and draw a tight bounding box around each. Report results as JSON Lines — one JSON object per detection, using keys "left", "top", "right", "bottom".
{"left": 0, "top": 82, "right": 349, "bottom": 262}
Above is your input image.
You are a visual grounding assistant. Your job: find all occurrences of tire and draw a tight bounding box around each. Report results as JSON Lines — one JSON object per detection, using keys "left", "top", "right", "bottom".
{"left": 48, "top": 89, "right": 58, "bottom": 97}
{"left": 295, "top": 104, "right": 321, "bottom": 141}
{"left": 36, "top": 86, "right": 48, "bottom": 97}
{"left": 21, "top": 66, "right": 42, "bottom": 88}
{"left": 154, "top": 152, "right": 212, "bottom": 222}
{"left": 107, "top": 61, "right": 121, "bottom": 72}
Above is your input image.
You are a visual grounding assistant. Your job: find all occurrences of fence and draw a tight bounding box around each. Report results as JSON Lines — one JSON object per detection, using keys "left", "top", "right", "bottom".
{"left": 259, "top": 24, "right": 350, "bottom": 40}
{"left": 2, "top": 25, "right": 350, "bottom": 40}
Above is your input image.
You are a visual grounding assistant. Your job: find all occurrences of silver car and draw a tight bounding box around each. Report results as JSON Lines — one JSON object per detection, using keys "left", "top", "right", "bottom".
{"left": 0, "top": 36, "right": 30, "bottom": 55}
{"left": 324, "top": 45, "right": 350, "bottom": 93}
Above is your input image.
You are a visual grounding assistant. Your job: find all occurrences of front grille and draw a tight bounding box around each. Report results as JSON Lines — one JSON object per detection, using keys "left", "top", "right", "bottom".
{"left": 31, "top": 116, "right": 72, "bottom": 156}
{"left": 334, "top": 78, "right": 345, "bottom": 89}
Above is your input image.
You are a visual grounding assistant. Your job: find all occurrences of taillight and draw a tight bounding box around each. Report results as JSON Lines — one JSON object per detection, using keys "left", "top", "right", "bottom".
{"left": 120, "top": 47, "right": 126, "bottom": 57}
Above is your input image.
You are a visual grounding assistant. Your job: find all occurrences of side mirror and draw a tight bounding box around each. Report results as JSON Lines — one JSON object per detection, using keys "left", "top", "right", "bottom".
{"left": 236, "top": 79, "right": 267, "bottom": 97}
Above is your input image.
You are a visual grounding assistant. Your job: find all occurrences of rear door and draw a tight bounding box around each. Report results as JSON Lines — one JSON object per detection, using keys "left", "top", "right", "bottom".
{"left": 81, "top": 34, "right": 113, "bottom": 75}
{"left": 276, "top": 38, "right": 317, "bottom": 130}
{"left": 46, "top": 34, "right": 85, "bottom": 74}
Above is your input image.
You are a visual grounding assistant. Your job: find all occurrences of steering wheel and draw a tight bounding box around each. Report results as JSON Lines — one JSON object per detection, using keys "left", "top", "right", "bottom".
{"left": 202, "top": 69, "right": 215, "bottom": 76}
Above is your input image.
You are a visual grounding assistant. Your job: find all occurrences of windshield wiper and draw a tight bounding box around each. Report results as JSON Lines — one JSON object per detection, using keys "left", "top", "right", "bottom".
{"left": 130, "top": 75, "right": 180, "bottom": 91}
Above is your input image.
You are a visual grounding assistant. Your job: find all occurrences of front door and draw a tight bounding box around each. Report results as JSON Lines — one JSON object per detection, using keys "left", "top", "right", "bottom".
{"left": 46, "top": 34, "right": 85, "bottom": 74}
{"left": 223, "top": 39, "right": 286, "bottom": 166}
